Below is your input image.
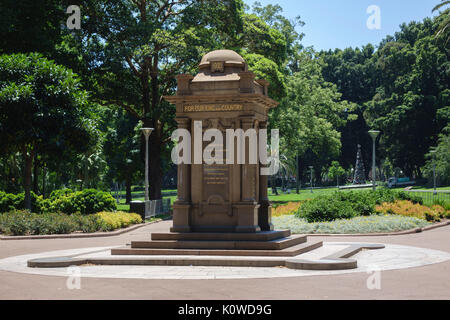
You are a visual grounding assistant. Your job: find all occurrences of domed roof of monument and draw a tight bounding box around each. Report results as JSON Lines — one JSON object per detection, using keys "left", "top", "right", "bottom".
{"left": 199, "top": 49, "right": 245, "bottom": 67}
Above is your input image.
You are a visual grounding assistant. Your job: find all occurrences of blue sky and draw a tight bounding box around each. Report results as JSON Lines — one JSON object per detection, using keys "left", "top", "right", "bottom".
{"left": 243, "top": 0, "right": 440, "bottom": 51}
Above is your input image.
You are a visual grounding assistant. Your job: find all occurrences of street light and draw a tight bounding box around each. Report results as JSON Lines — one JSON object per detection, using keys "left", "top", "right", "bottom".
{"left": 368, "top": 130, "right": 380, "bottom": 192}
{"left": 430, "top": 150, "right": 437, "bottom": 195}
{"left": 309, "top": 166, "right": 314, "bottom": 193}
{"left": 141, "top": 127, "right": 154, "bottom": 217}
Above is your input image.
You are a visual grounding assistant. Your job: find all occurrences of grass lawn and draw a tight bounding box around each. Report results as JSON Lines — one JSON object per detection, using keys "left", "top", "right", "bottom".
{"left": 116, "top": 194, "right": 178, "bottom": 212}
{"left": 268, "top": 187, "right": 373, "bottom": 203}
{"left": 115, "top": 185, "right": 449, "bottom": 212}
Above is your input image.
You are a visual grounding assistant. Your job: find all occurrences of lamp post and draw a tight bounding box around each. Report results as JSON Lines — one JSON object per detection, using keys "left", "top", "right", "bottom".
{"left": 295, "top": 155, "right": 299, "bottom": 194}
{"left": 368, "top": 130, "right": 380, "bottom": 191}
{"left": 141, "top": 127, "right": 154, "bottom": 217}
{"left": 430, "top": 150, "right": 437, "bottom": 195}
{"left": 309, "top": 166, "right": 313, "bottom": 193}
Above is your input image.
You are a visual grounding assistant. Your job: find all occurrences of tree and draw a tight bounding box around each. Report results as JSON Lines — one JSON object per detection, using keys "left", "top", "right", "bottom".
{"left": 424, "top": 114, "right": 450, "bottom": 185}
{"left": 328, "top": 161, "right": 345, "bottom": 187}
{"left": 433, "top": 0, "right": 450, "bottom": 43}
{"left": 271, "top": 50, "right": 356, "bottom": 183}
{"left": 319, "top": 45, "right": 379, "bottom": 170}
{"left": 103, "top": 108, "right": 143, "bottom": 203}
{"left": 237, "top": 3, "right": 305, "bottom": 101}
{"left": 79, "top": 0, "right": 245, "bottom": 200}
{"left": 0, "top": 0, "right": 66, "bottom": 55}
{"left": 364, "top": 17, "right": 448, "bottom": 177}
{"left": 0, "top": 53, "right": 94, "bottom": 210}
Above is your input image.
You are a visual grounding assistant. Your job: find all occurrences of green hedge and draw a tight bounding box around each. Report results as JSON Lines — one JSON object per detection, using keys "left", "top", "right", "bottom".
{"left": 296, "top": 188, "right": 424, "bottom": 222}
{"left": 0, "top": 189, "right": 116, "bottom": 215}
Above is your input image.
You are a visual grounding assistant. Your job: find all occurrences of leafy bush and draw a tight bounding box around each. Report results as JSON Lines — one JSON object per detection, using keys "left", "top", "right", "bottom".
{"left": 334, "top": 192, "right": 376, "bottom": 215}
{"left": 48, "top": 189, "right": 74, "bottom": 201}
{"left": 395, "top": 191, "right": 423, "bottom": 205}
{"left": 49, "top": 189, "right": 117, "bottom": 215}
{"left": 297, "top": 197, "right": 357, "bottom": 222}
{"left": 0, "top": 189, "right": 116, "bottom": 215}
{"left": 0, "top": 191, "right": 47, "bottom": 213}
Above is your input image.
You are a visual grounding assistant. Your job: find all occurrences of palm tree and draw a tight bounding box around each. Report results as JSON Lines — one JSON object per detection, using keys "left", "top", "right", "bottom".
{"left": 433, "top": 0, "right": 450, "bottom": 43}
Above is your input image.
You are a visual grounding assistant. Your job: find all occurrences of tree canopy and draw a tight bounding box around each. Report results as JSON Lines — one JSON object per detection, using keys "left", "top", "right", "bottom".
{"left": 0, "top": 53, "right": 94, "bottom": 209}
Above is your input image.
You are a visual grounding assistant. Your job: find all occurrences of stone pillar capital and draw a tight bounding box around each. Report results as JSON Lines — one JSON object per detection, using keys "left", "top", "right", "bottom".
{"left": 238, "top": 71, "right": 255, "bottom": 93}
{"left": 175, "top": 117, "right": 190, "bottom": 129}
{"left": 176, "top": 74, "right": 194, "bottom": 95}
{"left": 239, "top": 115, "right": 256, "bottom": 128}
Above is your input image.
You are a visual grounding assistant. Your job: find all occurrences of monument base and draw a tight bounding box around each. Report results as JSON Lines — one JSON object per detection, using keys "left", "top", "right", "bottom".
{"left": 110, "top": 230, "right": 323, "bottom": 257}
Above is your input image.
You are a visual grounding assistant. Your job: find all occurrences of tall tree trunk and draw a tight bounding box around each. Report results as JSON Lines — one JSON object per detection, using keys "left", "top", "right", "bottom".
{"left": 42, "top": 164, "right": 46, "bottom": 198}
{"left": 149, "top": 132, "right": 162, "bottom": 200}
{"left": 84, "top": 152, "right": 89, "bottom": 189}
{"left": 23, "top": 147, "right": 34, "bottom": 211}
{"left": 144, "top": 54, "right": 163, "bottom": 200}
{"left": 125, "top": 176, "right": 132, "bottom": 204}
{"left": 33, "top": 153, "right": 38, "bottom": 194}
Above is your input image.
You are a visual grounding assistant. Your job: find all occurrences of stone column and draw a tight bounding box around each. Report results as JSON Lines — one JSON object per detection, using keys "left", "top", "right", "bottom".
{"left": 171, "top": 117, "right": 192, "bottom": 233}
{"left": 258, "top": 121, "right": 273, "bottom": 231}
{"left": 240, "top": 116, "right": 257, "bottom": 202}
{"left": 234, "top": 115, "right": 260, "bottom": 233}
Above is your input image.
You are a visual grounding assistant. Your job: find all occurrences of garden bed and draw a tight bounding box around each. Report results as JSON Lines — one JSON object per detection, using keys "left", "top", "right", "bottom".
{"left": 0, "top": 211, "right": 143, "bottom": 236}
{"left": 271, "top": 188, "right": 449, "bottom": 234}
{"left": 273, "top": 214, "right": 433, "bottom": 234}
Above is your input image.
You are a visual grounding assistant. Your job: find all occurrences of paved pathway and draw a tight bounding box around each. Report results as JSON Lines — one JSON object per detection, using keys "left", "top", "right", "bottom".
{"left": 0, "top": 221, "right": 449, "bottom": 299}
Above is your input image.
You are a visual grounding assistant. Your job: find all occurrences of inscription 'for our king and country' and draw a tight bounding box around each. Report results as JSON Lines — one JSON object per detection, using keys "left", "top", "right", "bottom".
{"left": 184, "top": 104, "right": 243, "bottom": 112}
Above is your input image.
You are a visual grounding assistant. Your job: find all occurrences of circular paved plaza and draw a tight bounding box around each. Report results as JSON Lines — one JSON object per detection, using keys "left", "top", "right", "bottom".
{"left": 0, "top": 220, "right": 449, "bottom": 299}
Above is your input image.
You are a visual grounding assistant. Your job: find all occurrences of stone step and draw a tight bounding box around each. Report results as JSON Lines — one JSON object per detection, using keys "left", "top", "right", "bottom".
{"left": 150, "top": 230, "right": 291, "bottom": 241}
{"left": 111, "top": 240, "right": 323, "bottom": 257}
{"left": 131, "top": 234, "right": 306, "bottom": 250}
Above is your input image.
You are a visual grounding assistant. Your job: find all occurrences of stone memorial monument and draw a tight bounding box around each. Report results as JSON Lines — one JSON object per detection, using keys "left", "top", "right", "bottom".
{"left": 164, "top": 49, "right": 277, "bottom": 234}
{"left": 106, "top": 50, "right": 334, "bottom": 260}
{"left": 109, "top": 50, "right": 325, "bottom": 258}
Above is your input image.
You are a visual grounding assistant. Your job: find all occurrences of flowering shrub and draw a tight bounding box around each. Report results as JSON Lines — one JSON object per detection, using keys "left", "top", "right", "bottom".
{"left": 96, "top": 211, "right": 142, "bottom": 231}
{"left": 375, "top": 200, "right": 445, "bottom": 222}
{"left": 293, "top": 188, "right": 429, "bottom": 222}
{"left": 272, "top": 202, "right": 303, "bottom": 217}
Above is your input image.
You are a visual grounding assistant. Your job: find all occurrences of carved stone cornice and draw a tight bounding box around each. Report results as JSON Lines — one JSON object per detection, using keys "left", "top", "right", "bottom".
{"left": 163, "top": 94, "right": 278, "bottom": 109}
